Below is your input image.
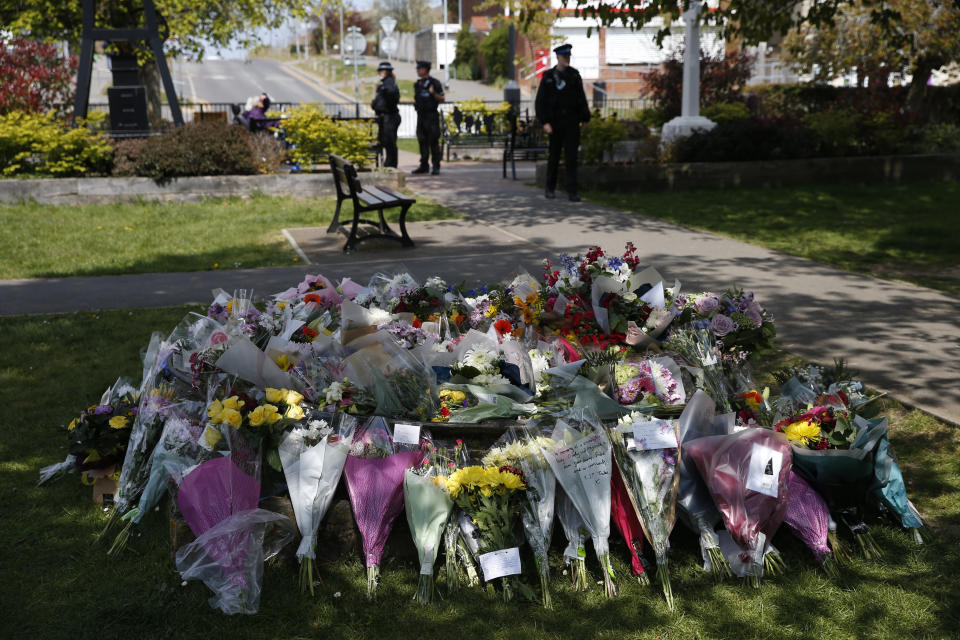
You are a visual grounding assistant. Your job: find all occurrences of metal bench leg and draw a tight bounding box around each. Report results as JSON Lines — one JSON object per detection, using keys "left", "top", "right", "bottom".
{"left": 343, "top": 207, "right": 361, "bottom": 252}
{"left": 377, "top": 207, "right": 397, "bottom": 236}
{"left": 398, "top": 202, "right": 414, "bottom": 248}
{"left": 328, "top": 197, "right": 343, "bottom": 233}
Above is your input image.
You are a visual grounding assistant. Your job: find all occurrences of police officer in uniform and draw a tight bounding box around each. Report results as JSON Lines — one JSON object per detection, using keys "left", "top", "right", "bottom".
{"left": 412, "top": 60, "right": 445, "bottom": 175}
{"left": 372, "top": 61, "right": 401, "bottom": 168}
{"left": 535, "top": 43, "right": 591, "bottom": 201}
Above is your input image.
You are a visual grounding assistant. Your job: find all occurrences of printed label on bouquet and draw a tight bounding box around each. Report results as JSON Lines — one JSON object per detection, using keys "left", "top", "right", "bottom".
{"left": 479, "top": 547, "right": 522, "bottom": 581}
{"left": 745, "top": 443, "right": 782, "bottom": 498}
{"left": 393, "top": 423, "right": 421, "bottom": 445}
{"left": 556, "top": 432, "right": 610, "bottom": 487}
{"left": 631, "top": 420, "right": 677, "bottom": 450}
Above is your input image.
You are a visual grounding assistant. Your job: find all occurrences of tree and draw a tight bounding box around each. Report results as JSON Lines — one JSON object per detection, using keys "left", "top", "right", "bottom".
{"left": 781, "top": 0, "right": 960, "bottom": 107}
{"left": 0, "top": 37, "right": 77, "bottom": 115}
{"left": 372, "top": 0, "right": 438, "bottom": 32}
{"left": 643, "top": 48, "right": 754, "bottom": 119}
{"left": 478, "top": 22, "right": 511, "bottom": 80}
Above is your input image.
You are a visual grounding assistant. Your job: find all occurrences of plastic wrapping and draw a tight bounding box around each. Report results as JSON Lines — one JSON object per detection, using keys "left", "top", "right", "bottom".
{"left": 344, "top": 416, "right": 425, "bottom": 598}
{"left": 610, "top": 462, "right": 646, "bottom": 579}
{"left": 279, "top": 413, "right": 355, "bottom": 594}
{"left": 665, "top": 325, "right": 732, "bottom": 413}
{"left": 611, "top": 356, "right": 685, "bottom": 407}
{"left": 175, "top": 508, "right": 295, "bottom": 614}
{"left": 607, "top": 413, "right": 680, "bottom": 607}
{"left": 685, "top": 428, "right": 793, "bottom": 586}
{"left": 342, "top": 335, "right": 439, "bottom": 421}
{"left": 871, "top": 421, "right": 924, "bottom": 532}
{"left": 538, "top": 409, "right": 617, "bottom": 597}
{"left": 784, "top": 470, "right": 834, "bottom": 568}
{"left": 556, "top": 487, "right": 589, "bottom": 590}
{"left": 404, "top": 467, "right": 454, "bottom": 604}
{"left": 675, "top": 390, "right": 733, "bottom": 576}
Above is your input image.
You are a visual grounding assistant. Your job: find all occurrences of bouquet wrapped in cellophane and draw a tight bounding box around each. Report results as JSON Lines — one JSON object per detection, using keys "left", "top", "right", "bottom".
{"left": 483, "top": 423, "right": 558, "bottom": 608}
{"left": 279, "top": 411, "right": 355, "bottom": 595}
{"left": 608, "top": 411, "right": 681, "bottom": 608}
{"left": 538, "top": 409, "right": 618, "bottom": 598}
{"left": 344, "top": 416, "right": 426, "bottom": 599}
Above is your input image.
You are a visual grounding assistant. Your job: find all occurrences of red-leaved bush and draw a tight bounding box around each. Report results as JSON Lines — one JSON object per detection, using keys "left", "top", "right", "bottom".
{"left": 0, "top": 37, "right": 77, "bottom": 116}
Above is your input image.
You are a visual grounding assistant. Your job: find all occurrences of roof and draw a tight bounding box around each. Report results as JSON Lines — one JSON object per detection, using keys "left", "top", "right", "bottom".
{"left": 470, "top": 16, "right": 491, "bottom": 32}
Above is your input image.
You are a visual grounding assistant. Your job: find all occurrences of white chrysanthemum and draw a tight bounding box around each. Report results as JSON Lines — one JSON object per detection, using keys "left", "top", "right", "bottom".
{"left": 324, "top": 381, "right": 345, "bottom": 404}
{"left": 473, "top": 372, "right": 508, "bottom": 387}
{"left": 367, "top": 307, "right": 393, "bottom": 327}
{"left": 461, "top": 346, "right": 498, "bottom": 372}
{"left": 617, "top": 411, "right": 646, "bottom": 428}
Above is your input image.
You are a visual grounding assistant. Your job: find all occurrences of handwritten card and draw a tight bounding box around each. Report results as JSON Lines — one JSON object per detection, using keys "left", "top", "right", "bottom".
{"left": 393, "top": 423, "right": 421, "bottom": 445}
{"left": 479, "top": 547, "right": 522, "bottom": 581}
{"left": 745, "top": 443, "right": 782, "bottom": 498}
{"left": 631, "top": 420, "right": 678, "bottom": 450}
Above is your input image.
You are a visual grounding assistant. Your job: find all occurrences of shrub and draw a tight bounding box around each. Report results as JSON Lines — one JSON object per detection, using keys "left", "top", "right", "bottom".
{"left": 281, "top": 103, "right": 376, "bottom": 168}
{"left": 644, "top": 49, "right": 754, "bottom": 119}
{"left": 701, "top": 101, "right": 751, "bottom": 125}
{"left": 0, "top": 37, "right": 76, "bottom": 116}
{"left": 919, "top": 123, "right": 960, "bottom": 153}
{"left": 119, "top": 121, "right": 258, "bottom": 184}
{"left": 581, "top": 114, "right": 629, "bottom": 165}
{"left": 478, "top": 23, "right": 510, "bottom": 82}
{"left": 444, "top": 98, "right": 512, "bottom": 137}
{"left": 633, "top": 107, "right": 669, "bottom": 129}
{"left": 665, "top": 119, "right": 818, "bottom": 163}
{"left": 0, "top": 110, "right": 113, "bottom": 177}
{"left": 247, "top": 133, "right": 288, "bottom": 174}
{"left": 802, "top": 109, "right": 861, "bottom": 156}
{"left": 453, "top": 29, "right": 481, "bottom": 81}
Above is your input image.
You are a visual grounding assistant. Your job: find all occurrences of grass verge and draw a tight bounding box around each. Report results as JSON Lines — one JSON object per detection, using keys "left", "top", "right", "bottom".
{"left": 0, "top": 194, "right": 459, "bottom": 279}
{"left": 1, "top": 307, "right": 957, "bottom": 639}
{"left": 584, "top": 181, "right": 960, "bottom": 295}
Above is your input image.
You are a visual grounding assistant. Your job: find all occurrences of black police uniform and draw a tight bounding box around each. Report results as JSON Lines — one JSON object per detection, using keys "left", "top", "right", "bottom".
{"left": 535, "top": 62, "right": 591, "bottom": 198}
{"left": 414, "top": 74, "right": 444, "bottom": 173}
{"left": 372, "top": 74, "right": 401, "bottom": 168}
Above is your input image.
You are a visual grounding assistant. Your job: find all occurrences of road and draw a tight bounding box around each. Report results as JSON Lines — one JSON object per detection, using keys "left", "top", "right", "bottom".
{"left": 90, "top": 57, "right": 352, "bottom": 106}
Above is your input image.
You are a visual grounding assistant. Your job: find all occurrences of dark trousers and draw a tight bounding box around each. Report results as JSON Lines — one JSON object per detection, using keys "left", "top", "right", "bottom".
{"left": 545, "top": 122, "right": 581, "bottom": 195}
{"left": 380, "top": 113, "right": 400, "bottom": 168}
{"left": 416, "top": 111, "right": 442, "bottom": 170}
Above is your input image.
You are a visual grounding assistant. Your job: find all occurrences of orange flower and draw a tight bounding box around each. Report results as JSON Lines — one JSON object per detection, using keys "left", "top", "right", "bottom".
{"left": 302, "top": 326, "right": 319, "bottom": 340}
{"left": 412, "top": 317, "right": 423, "bottom": 328}
{"left": 304, "top": 293, "right": 322, "bottom": 305}
{"left": 739, "top": 390, "right": 763, "bottom": 410}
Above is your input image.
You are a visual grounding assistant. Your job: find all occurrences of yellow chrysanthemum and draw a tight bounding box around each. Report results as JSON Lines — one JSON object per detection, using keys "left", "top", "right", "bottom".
{"left": 264, "top": 388, "right": 285, "bottom": 404}
{"left": 784, "top": 420, "right": 822, "bottom": 446}
{"left": 108, "top": 416, "right": 129, "bottom": 430}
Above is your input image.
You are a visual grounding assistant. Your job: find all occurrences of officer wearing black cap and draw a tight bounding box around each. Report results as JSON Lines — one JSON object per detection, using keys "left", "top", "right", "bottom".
{"left": 372, "top": 61, "right": 401, "bottom": 168}
{"left": 412, "top": 60, "right": 445, "bottom": 175}
{"left": 535, "top": 43, "right": 591, "bottom": 201}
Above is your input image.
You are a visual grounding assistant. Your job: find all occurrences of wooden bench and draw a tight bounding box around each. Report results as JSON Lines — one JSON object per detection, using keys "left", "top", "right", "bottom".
{"left": 503, "top": 115, "right": 549, "bottom": 180}
{"left": 327, "top": 154, "right": 415, "bottom": 252}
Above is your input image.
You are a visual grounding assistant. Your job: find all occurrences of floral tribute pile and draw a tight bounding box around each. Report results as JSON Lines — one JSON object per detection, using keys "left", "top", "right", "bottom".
{"left": 41, "top": 244, "right": 923, "bottom": 614}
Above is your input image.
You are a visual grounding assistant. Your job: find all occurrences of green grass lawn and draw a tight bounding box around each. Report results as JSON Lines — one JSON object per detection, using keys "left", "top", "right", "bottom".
{"left": 584, "top": 181, "right": 960, "bottom": 295}
{"left": 0, "top": 194, "right": 458, "bottom": 280}
{"left": 1, "top": 308, "right": 957, "bottom": 639}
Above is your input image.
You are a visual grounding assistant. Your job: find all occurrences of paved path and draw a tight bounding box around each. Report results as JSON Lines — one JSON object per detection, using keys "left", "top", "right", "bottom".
{"left": 1, "top": 156, "right": 957, "bottom": 425}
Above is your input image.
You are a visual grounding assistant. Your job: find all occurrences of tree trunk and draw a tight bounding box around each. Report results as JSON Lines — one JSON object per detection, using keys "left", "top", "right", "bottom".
{"left": 140, "top": 60, "right": 164, "bottom": 128}
{"left": 906, "top": 55, "right": 941, "bottom": 114}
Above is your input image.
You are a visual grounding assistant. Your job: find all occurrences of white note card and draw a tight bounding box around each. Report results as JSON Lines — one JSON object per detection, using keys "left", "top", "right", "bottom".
{"left": 631, "top": 420, "right": 678, "bottom": 450}
{"left": 745, "top": 443, "right": 782, "bottom": 498}
{"left": 479, "top": 547, "right": 522, "bottom": 581}
{"left": 393, "top": 423, "right": 421, "bottom": 445}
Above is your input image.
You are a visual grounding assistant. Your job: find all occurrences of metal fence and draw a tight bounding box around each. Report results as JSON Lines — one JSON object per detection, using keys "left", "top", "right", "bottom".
{"left": 83, "top": 96, "right": 651, "bottom": 138}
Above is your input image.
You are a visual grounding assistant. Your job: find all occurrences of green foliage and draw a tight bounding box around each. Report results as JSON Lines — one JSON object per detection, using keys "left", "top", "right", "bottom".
{"left": 281, "top": 103, "right": 376, "bottom": 168}
{"left": 443, "top": 99, "right": 513, "bottom": 138}
{"left": 919, "top": 123, "right": 960, "bottom": 153}
{"left": 802, "top": 109, "right": 861, "bottom": 154}
{"left": 0, "top": 110, "right": 113, "bottom": 177}
{"left": 453, "top": 28, "right": 481, "bottom": 81}
{"left": 643, "top": 49, "right": 754, "bottom": 120}
{"left": 580, "top": 114, "right": 629, "bottom": 165}
{"left": 111, "top": 121, "right": 258, "bottom": 184}
{"left": 701, "top": 101, "right": 752, "bottom": 125}
{"left": 478, "top": 23, "right": 510, "bottom": 82}
{"left": 633, "top": 107, "right": 669, "bottom": 129}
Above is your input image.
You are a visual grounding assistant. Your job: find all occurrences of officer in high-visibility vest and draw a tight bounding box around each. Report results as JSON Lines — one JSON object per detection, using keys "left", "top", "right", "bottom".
{"left": 535, "top": 43, "right": 591, "bottom": 201}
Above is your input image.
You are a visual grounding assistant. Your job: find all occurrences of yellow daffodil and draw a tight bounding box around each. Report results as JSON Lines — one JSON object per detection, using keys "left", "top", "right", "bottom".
{"left": 784, "top": 420, "right": 822, "bottom": 446}
{"left": 220, "top": 408, "right": 243, "bottom": 429}
{"left": 108, "top": 416, "right": 130, "bottom": 429}
{"left": 264, "top": 388, "right": 285, "bottom": 404}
